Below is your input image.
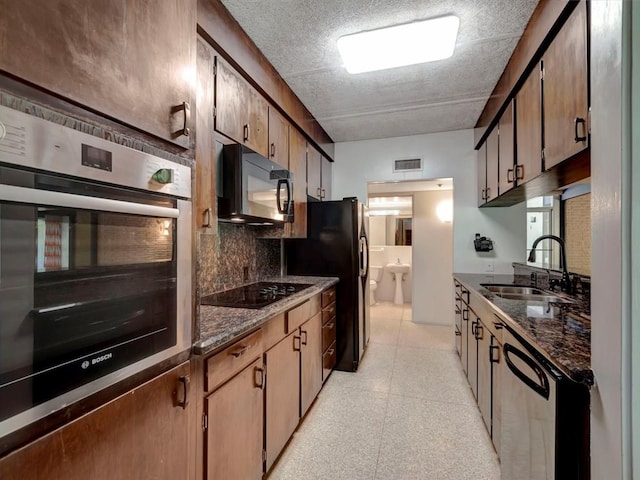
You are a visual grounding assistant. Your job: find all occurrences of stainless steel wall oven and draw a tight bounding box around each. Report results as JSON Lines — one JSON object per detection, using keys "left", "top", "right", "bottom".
{"left": 0, "top": 105, "right": 192, "bottom": 438}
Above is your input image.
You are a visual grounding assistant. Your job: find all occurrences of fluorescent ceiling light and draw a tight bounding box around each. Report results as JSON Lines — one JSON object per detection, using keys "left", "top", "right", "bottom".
{"left": 337, "top": 15, "right": 459, "bottom": 74}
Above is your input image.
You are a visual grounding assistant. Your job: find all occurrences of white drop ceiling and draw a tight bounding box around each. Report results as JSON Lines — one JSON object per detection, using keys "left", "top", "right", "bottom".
{"left": 219, "top": 0, "right": 540, "bottom": 143}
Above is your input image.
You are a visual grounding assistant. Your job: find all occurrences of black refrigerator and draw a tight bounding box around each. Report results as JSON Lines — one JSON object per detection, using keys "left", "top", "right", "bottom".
{"left": 286, "top": 198, "right": 370, "bottom": 371}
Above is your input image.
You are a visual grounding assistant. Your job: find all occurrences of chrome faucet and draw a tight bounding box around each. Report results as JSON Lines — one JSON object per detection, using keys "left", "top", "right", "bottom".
{"left": 527, "top": 235, "right": 572, "bottom": 293}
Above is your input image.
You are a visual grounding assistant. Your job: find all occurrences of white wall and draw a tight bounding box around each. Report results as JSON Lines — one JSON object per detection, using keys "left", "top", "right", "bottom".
{"left": 590, "top": 1, "right": 627, "bottom": 478}
{"left": 412, "top": 190, "right": 454, "bottom": 324}
{"left": 334, "top": 129, "right": 526, "bottom": 274}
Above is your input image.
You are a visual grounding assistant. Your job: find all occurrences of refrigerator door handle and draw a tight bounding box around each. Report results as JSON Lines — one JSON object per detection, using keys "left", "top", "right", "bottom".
{"left": 359, "top": 237, "right": 367, "bottom": 277}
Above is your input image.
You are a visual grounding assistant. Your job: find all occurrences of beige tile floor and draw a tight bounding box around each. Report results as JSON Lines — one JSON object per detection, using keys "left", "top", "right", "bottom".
{"left": 268, "top": 302, "right": 500, "bottom": 480}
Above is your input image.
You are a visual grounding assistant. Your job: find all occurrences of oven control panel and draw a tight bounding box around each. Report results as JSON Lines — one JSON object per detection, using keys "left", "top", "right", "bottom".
{"left": 0, "top": 105, "right": 191, "bottom": 199}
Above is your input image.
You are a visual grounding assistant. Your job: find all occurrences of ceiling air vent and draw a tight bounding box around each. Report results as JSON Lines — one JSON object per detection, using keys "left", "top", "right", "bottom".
{"left": 393, "top": 157, "right": 422, "bottom": 173}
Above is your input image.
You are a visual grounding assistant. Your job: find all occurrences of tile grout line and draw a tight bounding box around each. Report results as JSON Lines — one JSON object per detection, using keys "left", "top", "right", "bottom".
{"left": 371, "top": 308, "right": 400, "bottom": 480}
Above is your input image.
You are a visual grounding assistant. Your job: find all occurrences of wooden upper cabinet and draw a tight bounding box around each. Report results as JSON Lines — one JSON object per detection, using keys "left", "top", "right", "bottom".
{"left": 285, "top": 127, "right": 308, "bottom": 238}
{"left": 516, "top": 65, "right": 543, "bottom": 184}
{"left": 195, "top": 38, "right": 216, "bottom": 231}
{"left": 307, "top": 144, "right": 322, "bottom": 201}
{"left": 542, "top": 1, "right": 588, "bottom": 170}
{"left": 205, "top": 358, "right": 264, "bottom": 480}
{"left": 321, "top": 156, "right": 332, "bottom": 201}
{"left": 498, "top": 101, "right": 516, "bottom": 195}
{"left": 245, "top": 87, "right": 269, "bottom": 157}
{"left": 0, "top": 362, "right": 193, "bottom": 480}
{"left": 477, "top": 142, "right": 487, "bottom": 206}
{"left": 485, "top": 129, "right": 499, "bottom": 203}
{"left": 214, "top": 56, "right": 248, "bottom": 145}
{"left": 0, "top": 0, "right": 195, "bottom": 148}
{"left": 268, "top": 107, "right": 290, "bottom": 169}
{"left": 214, "top": 56, "right": 268, "bottom": 157}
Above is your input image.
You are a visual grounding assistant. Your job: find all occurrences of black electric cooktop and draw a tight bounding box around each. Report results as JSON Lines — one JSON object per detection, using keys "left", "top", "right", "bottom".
{"left": 200, "top": 282, "right": 313, "bottom": 309}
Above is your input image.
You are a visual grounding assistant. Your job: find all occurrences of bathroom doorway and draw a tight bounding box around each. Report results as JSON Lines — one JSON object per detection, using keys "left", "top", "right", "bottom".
{"left": 367, "top": 179, "right": 453, "bottom": 324}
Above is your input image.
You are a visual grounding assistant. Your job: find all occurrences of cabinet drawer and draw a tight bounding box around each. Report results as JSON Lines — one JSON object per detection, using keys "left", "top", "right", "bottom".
{"left": 321, "top": 287, "right": 336, "bottom": 307}
{"left": 322, "top": 341, "right": 336, "bottom": 382}
{"left": 322, "top": 301, "right": 336, "bottom": 323}
{"left": 206, "top": 329, "right": 263, "bottom": 392}
{"left": 322, "top": 317, "right": 336, "bottom": 352}
{"left": 263, "top": 313, "right": 286, "bottom": 351}
{"left": 286, "top": 300, "right": 311, "bottom": 334}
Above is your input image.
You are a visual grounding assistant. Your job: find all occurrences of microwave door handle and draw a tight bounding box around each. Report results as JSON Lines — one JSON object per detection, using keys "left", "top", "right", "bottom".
{"left": 503, "top": 343, "right": 550, "bottom": 399}
{"left": 276, "top": 179, "right": 287, "bottom": 214}
{"left": 0, "top": 184, "right": 179, "bottom": 218}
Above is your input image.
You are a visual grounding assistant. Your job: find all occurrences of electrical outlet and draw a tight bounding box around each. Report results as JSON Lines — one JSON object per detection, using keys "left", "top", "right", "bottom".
{"left": 484, "top": 261, "right": 494, "bottom": 272}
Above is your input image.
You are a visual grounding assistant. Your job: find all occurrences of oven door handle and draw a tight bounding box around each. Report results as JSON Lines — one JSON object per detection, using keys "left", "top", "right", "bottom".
{"left": 0, "top": 184, "right": 179, "bottom": 218}
{"left": 504, "top": 343, "right": 550, "bottom": 400}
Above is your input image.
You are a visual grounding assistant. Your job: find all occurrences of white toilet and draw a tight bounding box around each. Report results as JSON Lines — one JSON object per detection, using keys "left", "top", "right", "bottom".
{"left": 369, "top": 266, "right": 383, "bottom": 305}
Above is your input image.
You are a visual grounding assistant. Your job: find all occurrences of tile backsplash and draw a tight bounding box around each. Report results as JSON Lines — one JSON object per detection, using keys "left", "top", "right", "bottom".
{"left": 197, "top": 224, "right": 283, "bottom": 297}
{"left": 564, "top": 193, "right": 591, "bottom": 275}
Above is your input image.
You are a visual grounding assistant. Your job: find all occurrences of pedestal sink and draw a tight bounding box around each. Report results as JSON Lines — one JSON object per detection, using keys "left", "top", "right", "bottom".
{"left": 386, "top": 263, "right": 410, "bottom": 305}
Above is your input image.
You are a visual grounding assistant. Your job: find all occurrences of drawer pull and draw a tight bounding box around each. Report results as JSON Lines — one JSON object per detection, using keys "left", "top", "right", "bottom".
{"left": 454, "top": 329, "right": 462, "bottom": 337}
{"left": 326, "top": 348, "right": 334, "bottom": 356}
{"left": 490, "top": 345, "right": 501, "bottom": 363}
{"left": 230, "top": 345, "right": 250, "bottom": 358}
{"left": 323, "top": 322, "right": 335, "bottom": 329}
{"left": 254, "top": 366, "right": 265, "bottom": 390}
{"left": 294, "top": 335, "right": 301, "bottom": 352}
{"left": 176, "top": 375, "right": 189, "bottom": 410}
{"left": 301, "top": 330, "right": 308, "bottom": 346}
{"left": 493, "top": 321, "right": 504, "bottom": 330}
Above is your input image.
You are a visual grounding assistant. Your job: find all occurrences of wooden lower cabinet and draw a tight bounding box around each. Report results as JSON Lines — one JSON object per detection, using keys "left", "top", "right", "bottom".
{"left": 205, "top": 358, "right": 264, "bottom": 480}
{"left": 264, "top": 331, "right": 300, "bottom": 471}
{"left": 0, "top": 361, "right": 193, "bottom": 480}
{"left": 300, "top": 312, "right": 323, "bottom": 416}
{"left": 476, "top": 319, "right": 492, "bottom": 433}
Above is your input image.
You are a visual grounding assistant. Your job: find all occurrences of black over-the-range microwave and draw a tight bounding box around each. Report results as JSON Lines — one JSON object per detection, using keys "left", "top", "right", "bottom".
{"left": 218, "top": 143, "right": 294, "bottom": 225}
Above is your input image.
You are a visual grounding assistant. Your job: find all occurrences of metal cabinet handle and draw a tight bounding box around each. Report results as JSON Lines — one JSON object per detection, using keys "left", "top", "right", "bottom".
{"left": 321, "top": 188, "right": 326, "bottom": 199}
{"left": 489, "top": 345, "right": 500, "bottom": 363}
{"left": 454, "top": 329, "right": 462, "bottom": 337}
{"left": 481, "top": 188, "right": 486, "bottom": 200}
{"left": 203, "top": 208, "right": 212, "bottom": 228}
{"left": 231, "top": 345, "right": 250, "bottom": 358}
{"left": 493, "top": 321, "right": 503, "bottom": 330}
{"left": 485, "top": 187, "right": 491, "bottom": 200}
{"left": 471, "top": 320, "right": 477, "bottom": 336}
{"left": 475, "top": 323, "right": 484, "bottom": 340}
{"left": 462, "top": 309, "right": 469, "bottom": 322}
{"left": 293, "top": 335, "right": 301, "bottom": 352}
{"left": 507, "top": 168, "right": 514, "bottom": 183}
{"left": 301, "top": 330, "right": 308, "bottom": 346}
{"left": 179, "top": 102, "right": 190, "bottom": 136}
{"left": 574, "top": 117, "right": 587, "bottom": 142}
{"left": 176, "top": 375, "right": 189, "bottom": 409}
{"left": 254, "top": 366, "right": 265, "bottom": 390}
{"left": 317, "top": 187, "right": 322, "bottom": 198}
{"left": 243, "top": 124, "right": 250, "bottom": 142}
{"left": 323, "top": 322, "right": 335, "bottom": 329}
{"left": 326, "top": 348, "right": 335, "bottom": 356}
{"left": 270, "top": 143, "right": 276, "bottom": 157}
{"left": 516, "top": 164, "right": 525, "bottom": 180}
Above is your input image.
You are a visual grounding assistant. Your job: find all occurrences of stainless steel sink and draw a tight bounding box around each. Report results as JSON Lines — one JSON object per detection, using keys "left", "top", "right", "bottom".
{"left": 481, "top": 284, "right": 545, "bottom": 295}
{"left": 480, "top": 284, "right": 575, "bottom": 304}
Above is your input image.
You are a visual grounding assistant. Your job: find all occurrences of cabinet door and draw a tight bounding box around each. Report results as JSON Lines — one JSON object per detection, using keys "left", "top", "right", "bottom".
{"left": 246, "top": 87, "right": 269, "bottom": 157}
{"left": 0, "top": 0, "right": 195, "bottom": 148}
{"left": 265, "top": 332, "right": 300, "bottom": 471}
{"left": 268, "top": 107, "right": 290, "bottom": 169}
{"left": 307, "top": 144, "right": 322, "bottom": 200}
{"left": 498, "top": 101, "right": 516, "bottom": 195}
{"left": 477, "top": 142, "right": 487, "bottom": 206}
{"left": 491, "top": 336, "right": 503, "bottom": 456}
{"left": 321, "top": 156, "right": 332, "bottom": 201}
{"left": 468, "top": 314, "right": 478, "bottom": 399}
{"left": 516, "top": 65, "right": 543, "bottom": 183}
{"left": 486, "top": 129, "right": 499, "bottom": 202}
{"left": 461, "top": 305, "right": 469, "bottom": 375}
{"left": 476, "top": 321, "right": 492, "bottom": 434}
{"left": 195, "top": 39, "right": 216, "bottom": 231}
{"left": 0, "top": 362, "right": 193, "bottom": 480}
{"left": 300, "top": 312, "right": 323, "bottom": 416}
{"left": 205, "top": 358, "right": 264, "bottom": 480}
{"left": 542, "top": 2, "right": 588, "bottom": 170}
{"left": 214, "top": 56, "right": 247, "bottom": 145}
{"left": 285, "top": 128, "right": 308, "bottom": 238}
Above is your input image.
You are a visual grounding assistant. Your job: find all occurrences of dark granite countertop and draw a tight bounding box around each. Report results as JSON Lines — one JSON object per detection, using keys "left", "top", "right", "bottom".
{"left": 454, "top": 273, "right": 593, "bottom": 386}
{"left": 193, "top": 276, "right": 339, "bottom": 356}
